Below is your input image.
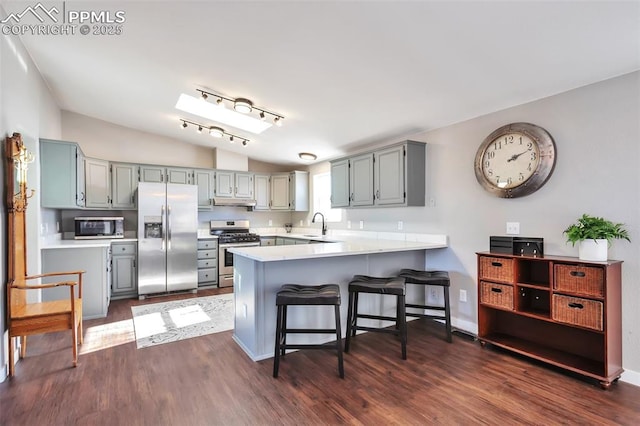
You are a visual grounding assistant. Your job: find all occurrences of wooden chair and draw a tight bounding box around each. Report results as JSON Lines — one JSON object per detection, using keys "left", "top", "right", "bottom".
{"left": 5, "top": 133, "right": 85, "bottom": 377}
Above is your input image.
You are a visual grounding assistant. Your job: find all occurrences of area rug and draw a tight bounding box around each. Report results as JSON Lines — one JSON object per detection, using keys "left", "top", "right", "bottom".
{"left": 131, "top": 293, "right": 234, "bottom": 349}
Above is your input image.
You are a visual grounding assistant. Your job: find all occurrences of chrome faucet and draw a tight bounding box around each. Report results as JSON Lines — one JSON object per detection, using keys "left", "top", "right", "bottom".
{"left": 311, "top": 212, "right": 327, "bottom": 236}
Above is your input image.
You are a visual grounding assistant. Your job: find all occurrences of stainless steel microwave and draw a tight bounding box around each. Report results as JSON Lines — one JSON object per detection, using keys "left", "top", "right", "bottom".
{"left": 74, "top": 216, "right": 124, "bottom": 239}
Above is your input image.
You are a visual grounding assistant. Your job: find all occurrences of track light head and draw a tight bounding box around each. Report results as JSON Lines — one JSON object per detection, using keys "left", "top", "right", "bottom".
{"left": 259, "top": 111, "right": 266, "bottom": 121}
{"left": 209, "top": 127, "right": 224, "bottom": 138}
{"left": 197, "top": 126, "right": 203, "bottom": 134}
{"left": 181, "top": 121, "right": 188, "bottom": 129}
{"left": 216, "top": 97, "right": 224, "bottom": 108}
{"left": 242, "top": 140, "right": 248, "bottom": 147}
{"left": 229, "top": 135, "right": 234, "bottom": 143}
{"left": 201, "top": 92, "right": 208, "bottom": 101}
{"left": 274, "top": 116, "right": 282, "bottom": 127}
{"left": 234, "top": 98, "right": 253, "bottom": 114}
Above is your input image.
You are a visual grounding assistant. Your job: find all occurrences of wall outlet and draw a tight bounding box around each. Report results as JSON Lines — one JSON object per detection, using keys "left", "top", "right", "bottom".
{"left": 398, "top": 221, "right": 403, "bottom": 230}
{"left": 359, "top": 220, "right": 364, "bottom": 229}
{"left": 347, "top": 220, "right": 351, "bottom": 229}
{"left": 268, "top": 219, "right": 273, "bottom": 226}
{"left": 459, "top": 289, "right": 468, "bottom": 303}
{"left": 506, "top": 222, "right": 520, "bottom": 235}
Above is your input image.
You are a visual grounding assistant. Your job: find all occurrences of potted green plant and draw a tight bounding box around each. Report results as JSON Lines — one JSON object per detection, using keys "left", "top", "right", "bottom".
{"left": 563, "top": 214, "right": 630, "bottom": 261}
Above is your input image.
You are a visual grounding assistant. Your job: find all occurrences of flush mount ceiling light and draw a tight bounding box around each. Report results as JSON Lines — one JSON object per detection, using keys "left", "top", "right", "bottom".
{"left": 175, "top": 89, "right": 285, "bottom": 134}
{"left": 180, "top": 119, "right": 250, "bottom": 146}
{"left": 298, "top": 152, "right": 317, "bottom": 161}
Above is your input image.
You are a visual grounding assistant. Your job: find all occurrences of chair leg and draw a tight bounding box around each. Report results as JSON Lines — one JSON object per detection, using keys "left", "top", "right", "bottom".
{"left": 20, "top": 336, "right": 27, "bottom": 359}
{"left": 281, "top": 305, "right": 288, "bottom": 357}
{"left": 398, "top": 294, "right": 407, "bottom": 360}
{"left": 8, "top": 336, "right": 15, "bottom": 377}
{"left": 344, "top": 291, "right": 354, "bottom": 353}
{"left": 79, "top": 314, "right": 84, "bottom": 345}
{"left": 72, "top": 313, "right": 78, "bottom": 367}
{"left": 273, "top": 305, "right": 283, "bottom": 378}
{"left": 444, "top": 286, "right": 452, "bottom": 343}
{"left": 334, "top": 305, "right": 344, "bottom": 378}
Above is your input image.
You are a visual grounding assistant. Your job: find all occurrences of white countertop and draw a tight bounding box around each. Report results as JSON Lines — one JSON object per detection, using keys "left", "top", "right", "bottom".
{"left": 41, "top": 238, "right": 138, "bottom": 249}
{"left": 228, "top": 235, "right": 447, "bottom": 262}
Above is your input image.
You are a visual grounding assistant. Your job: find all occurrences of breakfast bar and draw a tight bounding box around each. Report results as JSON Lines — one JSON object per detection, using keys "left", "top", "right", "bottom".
{"left": 229, "top": 235, "right": 448, "bottom": 361}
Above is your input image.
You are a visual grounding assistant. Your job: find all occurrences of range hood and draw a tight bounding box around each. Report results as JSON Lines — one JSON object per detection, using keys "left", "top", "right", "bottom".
{"left": 212, "top": 197, "right": 257, "bottom": 207}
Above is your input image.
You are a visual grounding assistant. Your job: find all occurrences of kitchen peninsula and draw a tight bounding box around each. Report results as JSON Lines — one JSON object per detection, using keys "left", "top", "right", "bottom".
{"left": 229, "top": 235, "right": 448, "bottom": 361}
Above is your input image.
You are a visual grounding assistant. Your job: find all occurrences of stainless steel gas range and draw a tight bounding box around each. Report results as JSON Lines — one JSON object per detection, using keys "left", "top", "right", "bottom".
{"left": 210, "top": 220, "right": 260, "bottom": 288}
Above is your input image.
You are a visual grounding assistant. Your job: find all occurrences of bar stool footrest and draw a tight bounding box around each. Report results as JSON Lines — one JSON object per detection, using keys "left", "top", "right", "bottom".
{"left": 354, "top": 325, "right": 401, "bottom": 335}
{"left": 355, "top": 313, "right": 397, "bottom": 322}
{"left": 282, "top": 328, "right": 339, "bottom": 334}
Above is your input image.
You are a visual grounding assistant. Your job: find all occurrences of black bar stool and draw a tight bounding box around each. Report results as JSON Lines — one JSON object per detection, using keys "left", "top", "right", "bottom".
{"left": 273, "top": 284, "right": 344, "bottom": 378}
{"left": 398, "top": 269, "right": 452, "bottom": 343}
{"left": 344, "top": 275, "right": 407, "bottom": 359}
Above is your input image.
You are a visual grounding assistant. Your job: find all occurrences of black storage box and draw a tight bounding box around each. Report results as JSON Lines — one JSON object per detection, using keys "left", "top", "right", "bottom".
{"left": 490, "top": 236, "right": 544, "bottom": 256}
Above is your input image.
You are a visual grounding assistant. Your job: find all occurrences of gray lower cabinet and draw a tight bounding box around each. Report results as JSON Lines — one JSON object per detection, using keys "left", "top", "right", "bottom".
{"left": 261, "top": 236, "right": 276, "bottom": 246}
{"left": 41, "top": 246, "right": 111, "bottom": 320}
{"left": 40, "top": 139, "right": 85, "bottom": 208}
{"left": 197, "top": 238, "right": 218, "bottom": 287}
{"left": 111, "top": 242, "right": 138, "bottom": 299}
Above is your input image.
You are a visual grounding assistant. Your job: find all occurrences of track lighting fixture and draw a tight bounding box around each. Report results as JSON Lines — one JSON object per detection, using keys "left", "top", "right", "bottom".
{"left": 180, "top": 119, "right": 250, "bottom": 145}
{"left": 178, "top": 89, "right": 285, "bottom": 133}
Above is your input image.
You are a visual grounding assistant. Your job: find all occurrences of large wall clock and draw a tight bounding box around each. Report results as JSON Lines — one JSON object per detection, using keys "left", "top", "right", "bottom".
{"left": 474, "top": 122, "right": 556, "bottom": 198}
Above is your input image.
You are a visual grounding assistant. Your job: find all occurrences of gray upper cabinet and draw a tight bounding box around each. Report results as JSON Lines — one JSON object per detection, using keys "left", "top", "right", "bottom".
{"left": 270, "top": 173, "right": 290, "bottom": 210}
{"left": 111, "top": 162, "right": 138, "bottom": 209}
{"left": 139, "top": 165, "right": 165, "bottom": 183}
{"left": 289, "top": 171, "right": 309, "bottom": 211}
{"left": 235, "top": 172, "right": 254, "bottom": 198}
{"left": 40, "top": 139, "right": 85, "bottom": 208}
{"left": 330, "top": 159, "right": 350, "bottom": 208}
{"left": 350, "top": 153, "right": 374, "bottom": 206}
{"left": 254, "top": 174, "right": 271, "bottom": 210}
{"left": 215, "top": 171, "right": 234, "bottom": 197}
{"left": 194, "top": 169, "right": 215, "bottom": 209}
{"left": 331, "top": 141, "right": 426, "bottom": 208}
{"left": 167, "top": 167, "right": 192, "bottom": 185}
{"left": 85, "top": 158, "right": 111, "bottom": 209}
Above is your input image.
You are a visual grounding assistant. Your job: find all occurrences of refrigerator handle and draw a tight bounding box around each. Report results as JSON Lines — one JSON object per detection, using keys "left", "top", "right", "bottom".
{"left": 167, "top": 205, "right": 172, "bottom": 251}
{"left": 161, "top": 204, "right": 166, "bottom": 251}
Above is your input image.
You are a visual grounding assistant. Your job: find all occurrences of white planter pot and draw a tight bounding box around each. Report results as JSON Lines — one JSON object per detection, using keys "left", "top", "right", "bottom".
{"left": 578, "top": 239, "right": 608, "bottom": 261}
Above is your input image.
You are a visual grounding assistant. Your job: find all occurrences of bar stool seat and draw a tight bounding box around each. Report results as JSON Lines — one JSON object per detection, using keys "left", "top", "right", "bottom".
{"left": 344, "top": 275, "right": 407, "bottom": 359}
{"left": 398, "top": 269, "right": 452, "bottom": 343}
{"left": 273, "top": 284, "right": 344, "bottom": 378}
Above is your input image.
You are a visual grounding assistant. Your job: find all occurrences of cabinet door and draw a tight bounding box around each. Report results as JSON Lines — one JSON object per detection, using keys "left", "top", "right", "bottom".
{"left": 40, "top": 139, "right": 82, "bottom": 209}
{"left": 254, "top": 174, "right": 271, "bottom": 210}
{"left": 112, "top": 254, "right": 137, "bottom": 295}
{"left": 350, "top": 153, "right": 374, "bottom": 206}
{"left": 374, "top": 145, "right": 405, "bottom": 205}
{"left": 270, "top": 174, "right": 290, "bottom": 210}
{"left": 235, "top": 173, "right": 253, "bottom": 198}
{"left": 140, "top": 166, "right": 165, "bottom": 183}
{"left": 85, "top": 158, "right": 111, "bottom": 209}
{"left": 215, "top": 171, "right": 234, "bottom": 197}
{"left": 194, "top": 170, "right": 215, "bottom": 209}
{"left": 111, "top": 163, "right": 138, "bottom": 209}
{"left": 76, "top": 147, "right": 86, "bottom": 207}
{"left": 289, "top": 171, "right": 309, "bottom": 211}
{"left": 330, "top": 159, "right": 350, "bottom": 208}
{"left": 167, "top": 167, "right": 192, "bottom": 185}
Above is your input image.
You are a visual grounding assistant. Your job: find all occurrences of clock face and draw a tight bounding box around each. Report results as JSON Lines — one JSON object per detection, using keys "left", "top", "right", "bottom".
{"left": 481, "top": 132, "right": 540, "bottom": 190}
{"left": 474, "top": 123, "right": 556, "bottom": 198}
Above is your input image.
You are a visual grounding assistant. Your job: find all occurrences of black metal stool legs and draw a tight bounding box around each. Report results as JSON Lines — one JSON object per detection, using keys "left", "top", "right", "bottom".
{"left": 334, "top": 304, "right": 344, "bottom": 378}
{"left": 273, "top": 305, "right": 284, "bottom": 377}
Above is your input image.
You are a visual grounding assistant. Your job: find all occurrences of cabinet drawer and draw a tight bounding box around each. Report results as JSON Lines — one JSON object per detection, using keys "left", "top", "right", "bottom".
{"left": 552, "top": 294, "right": 603, "bottom": 331}
{"left": 480, "top": 281, "right": 514, "bottom": 310}
{"left": 479, "top": 256, "right": 514, "bottom": 283}
{"left": 198, "top": 269, "right": 218, "bottom": 283}
{"left": 197, "top": 249, "right": 217, "bottom": 260}
{"left": 197, "top": 240, "right": 218, "bottom": 250}
{"left": 112, "top": 243, "right": 136, "bottom": 255}
{"left": 197, "top": 259, "right": 217, "bottom": 269}
{"left": 554, "top": 264, "right": 604, "bottom": 298}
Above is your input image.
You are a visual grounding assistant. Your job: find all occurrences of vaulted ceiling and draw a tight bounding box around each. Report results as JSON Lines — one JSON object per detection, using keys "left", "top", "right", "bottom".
{"left": 9, "top": 1, "right": 640, "bottom": 165}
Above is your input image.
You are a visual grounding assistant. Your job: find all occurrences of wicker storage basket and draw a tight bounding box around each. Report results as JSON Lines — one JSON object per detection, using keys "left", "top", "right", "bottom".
{"left": 480, "top": 281, "right": 514, "bottom": 310}
{"left": 479, "top": 256, "right": 514, "bottom": 283}
{"left": 554, "top": 264, "right": 604, "bottom": 298}
{"left": 552, "top": 294, "right": 603, "bottom": 331}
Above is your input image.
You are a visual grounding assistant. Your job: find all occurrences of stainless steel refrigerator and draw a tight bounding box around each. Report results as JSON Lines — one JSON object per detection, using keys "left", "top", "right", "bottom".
{"left": 137, "top": 182, "right": 198, "bottom": 297}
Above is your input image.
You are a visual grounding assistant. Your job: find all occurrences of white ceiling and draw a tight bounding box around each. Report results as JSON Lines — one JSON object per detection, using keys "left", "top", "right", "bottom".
{"left": 9, "top": 1, "right": 640, "bottom": 165}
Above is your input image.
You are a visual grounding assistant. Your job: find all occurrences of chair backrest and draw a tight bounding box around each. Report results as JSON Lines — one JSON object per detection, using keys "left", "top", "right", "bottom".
{"left": 5, "top": 133, "right": 30, "bottom": 313}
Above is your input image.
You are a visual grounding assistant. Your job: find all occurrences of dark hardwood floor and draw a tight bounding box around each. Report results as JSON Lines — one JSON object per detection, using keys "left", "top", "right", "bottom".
{"left": 1, "top": 288, "right": 639, "bottom": 425}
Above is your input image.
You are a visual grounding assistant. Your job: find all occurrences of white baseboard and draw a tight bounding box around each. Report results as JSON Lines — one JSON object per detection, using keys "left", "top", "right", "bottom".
{"left": 621, "top": 368, "right": 640, "bottom": 387}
